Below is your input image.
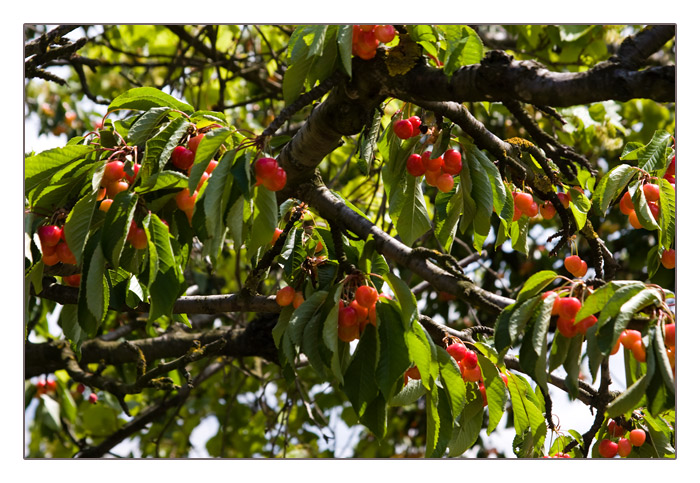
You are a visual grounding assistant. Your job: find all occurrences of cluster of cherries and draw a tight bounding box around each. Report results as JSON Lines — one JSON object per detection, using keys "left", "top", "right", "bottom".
{"left": 405, "top": 340, "right": 508, "bottom": 407}
{"left": 542, "top": 292, "right": 597, "bottom": 338}
{"left": 275, "top": 285, "right": 306, "bottom": 310}
{"left": 336, "top": 285, "right": 384, "bottom": 342}
{"left": 514, "top": 190, "right": 573, "bottom": 222}
{"left": 563, "top": 254, "right": 588, "bottom": 278}
{"left": 170, "top": 133, "right": 221, "bottom": 223}
{"left": 254, "top": 157, "right": 288, "bottom": 192}
{"left": 598, "top": 419, "right": 648, "bottom": 458}
{"left": 38, "top": 224, "right": 81, "bottom": 287}
{"left": 406, "top": 148, "right": 463, "bottom": 193}
{"left": 97, "top": 157, "right": 140, "bottom": 214}
{"left": 34, "top": 377, "right": 57, "bottom": 396}
{"left": 351, "top": 25, "right": 397, "bottom": 60}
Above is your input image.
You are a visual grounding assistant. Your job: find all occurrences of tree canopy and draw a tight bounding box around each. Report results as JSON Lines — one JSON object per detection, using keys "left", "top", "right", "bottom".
{"left": 23, "top": 24, "right": 676, "bottom": 460}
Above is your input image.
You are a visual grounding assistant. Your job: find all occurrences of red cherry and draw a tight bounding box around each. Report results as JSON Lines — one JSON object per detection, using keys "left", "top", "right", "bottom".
{"left": 188, "top": 133, "right": 204, "bottom": 154}
{"left": 461, "top": 349, "right": 478, "bottom": 370}
{"left": 514, "top": 192, "right": 534, "bottom": 212}
{"left": 643, "top": 183, "right": 660, "bottom": 202}
{"left": 175, "top": 189, "right": 197, "bottom": 211}
{"left": 557, "top": 192, "right": 571, "bottom": 209}
{"left": 196, "top": 171, "right": 210, "bottom": 190}
{"left": 599, "top": 439, "right": 618, "bottom": 458}
{"left": 660, "top": 249, "right": 675, "bottom": 269}
{"left": 262, "top": 167, "right": 287, "bottom": 191}
{"left": 442, "top": 149, "right": 462, "bottom": 175}
{"left": 540, "top": 201, "right": 556, "bottom": 219}
{"left": 630, "top": 339, "right": 646, "bottom": 362}
{"left": 103, "top": 161, "right": 126, "bottom": 183}
{"left": 620, "top": 191, "right": 634, "bottom": 215}
{"left": 478, "top": 382, "right": 487, "bottom": 407}
{"left": 205, "top": 160, "right": 218, "bottom": 175}
{"left": 46, "top": 379, "right": 57, "bottom": 392}
{"left": 608, "top": 419, "right": 626, "bottom": 437}
{"left": 422, "top": 152, "right": 443, "bottom": 172}
{"left": 271, "top": 227, "right": 283, "bottom": 245}
{"left": 408, "top": 116, "right": 422, "bottom": 135}
{"left": 664, "top": 323, "right": 675, "bottom": 347}
{"left": 523, "top": 200, "right": 539, "bottom": 218}
{"left": 125, "top": 163, "right": 140, "bottom": 184}
{"left": 276, "top": 286, "right": 295, "bottom": 306}
{"left": 406, "top": 154, "right": 425, "bottom": 177}
{"left": 42, "top": 249, "right": 60, "bottom": 266}
{"left": 38, "top": 225, "right": 63, "bottom": 247}
{"left": 355, "top": 285, "right": 378, "bottom": 308}
{"left": 619, "top": 329, "right": 642, "bottom": 350}
{"left": 292, "top": 292, "right": 305, "bottom": 309}
{"left": 171, "top": 146, "right": 195, "bottom": 171}
{"left": 64, "top": 273, "right": 81, "bottom": 287}
{"left": 338, "top": 306, "right": 358, "bottom": 327}
{"left": 393, "top": 119, "right": 414, "bottom": 139}
{"left": 629, "top": 429, "right": 646, "bottom": 447}
{"left": 557, "top": 316, "right": 578, "bottom": 338}
{"left": 405, "top": 366, "right": 421, "bottom": 380}
{"left": 424, "top": 168, "right": 441, "bottom": 187}
{"left": 88, "top": 392, "right": 98, "bottom": 404}
{"left": 617, "top": 438, "right": 632, "bottom": 457}
{"left": 557, "top": 297, "right": 582, "bottom": 319}
{"left": 564, "top": 255, "right": 583, "bottom": 275}
{"left": 571, "top": 260, "right": 588, "bottom": 278}
{"left": 436, "top": 173, "right": 455, "bottom": 193}
{"left": 512, "top": 205, "right": 522, "bottom": 221}
{"left": 56, "top": 242, "right": 77, "bottom": 265}
{"left": 106, "top": 179, "right": 129, "bottom": 198}
{"left": 374, "top": 25, "right": 396, "bottom": 43}
{"left": 461, "top": 362, "right": 481, "bottom": 382}
{"left": 576, "top": 314, "right": 597, "bottom": 334}
{"left": 648, "top": 201, "right": 660, "bottom": 221}
{"left": 255, "top": 157, "right": 278, "bottom": 180}
{"left": 446, "top": 343, "right": 468, "bottom": 362}
{"left": 628, "top": 210, "right": 643, "bottom": 229}
{"left": 130, "top": 227, "right": 148, "bottom": 250}
{"left": 359, "top": 25, "right": 376, "bottom": 33}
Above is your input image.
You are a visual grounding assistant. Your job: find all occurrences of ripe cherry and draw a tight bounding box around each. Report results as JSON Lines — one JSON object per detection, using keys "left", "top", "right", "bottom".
{"left": 514, "top": 192, "right": 534, "bottom": 212}
{"left": 446, "top": 343, "right": 468, "bottom": 362}
{"left": 630, "top": 339, "right": 647, "bottom": 363}
{"left": 262, "top": 167, "right": 287, "bottom": 191}
{"left": 436, "top": 173, "right": 455, "bottom": 193}
{"left": 608, "top": 419, "right": 626, "bottom": 438}
{"left": 556, "top": 316, "right": 578, "bottom": 338}
{"left": 355, "top": 285, "right": 378, "bottom": 308}
{"left": 643, "top": 183, "right": 660, "bottom": 202}
{"left": 374, "top": 25, "right": 396, "bottom": 43}
{"left": 461, "top": 349, "right": 479, "bottom": 370}
{"left": 64, "top": 274, "right": 81, "bottom": 287}
{"left": 56, "top": 242, "right": 77, "bottom": 265}
{"left": 255, "top": 157, "right": 278, "bottom": 180}
{"left": 393, "top": 119, "right": 414, "bottom": 139}
{"left": 576, "top": 315, "right": 597, "bottom": 335}
{"left": 461, "top": 362, "right": 481, "bottom": 382}
{"left": 405, "top": 366, "right": 421, "bottom": 380}
{"left": 478, "top": 382, "right": 487, "bottom": 407}
{"left": 88, "top": 392, "right": 98, "bottom": 404}
{"left": 660, "top": 249, "right": 675, "bottom": 269}
{"left": 408, "top": 116, "right": 422, "bottom": 136}
{"left": 617, "top": 438, "right": 632, "bottom": 457}
{"left": 99, "top": 199, "right": 113, "bottom": 212}
{"left": 424, "top": 168, "right": 441, "bottom": 187}
{"left": 338, "top": 320, "right": 360, "bottom": 342}
{"left": 188, "top": 133, "right": 204, "bottom": 154}
{"left": 540, "top": 201, "right": 556, "bottom": 219}
{"left": 442, "top": 149, "right": 462, "bottom": 175}
{"left": 103, "top": 161, "right": 126, "bottom": 182}
{"left": 38, "top": 225, "right": 63, "bottom": 247}
{"left": 523, "top": 200, "right": 539, "bottom": 218}
{"left": 175, "top": 189, "right": 197, "bottom": 211}
{"left": 557, "top": 192, "right": 571, "bottom": 209}
{"left": 106, "top": 179, "right": 129, "bottom": 198}
{"left": 205, "top": 160, "right": 218, "bottom": 175}
{"left": 619, "top": 191, "right": 634, "bottom": 215}
{"left": 130, "top": 227, "right": 148, "bottom": 250}
{"left": 542, "top": 291, "right": 560, "bottom": 315}
{"left": 349, "top": 299, "right": 369, "bottom": 323}
{"left": 422, "top": 152, "right": 444, "bottom": 172}
{"left": 664, "top": 323, "right": 675, "bottom": 347}
{"left": 628, "top": 211, "right": 643, "bottom": 229}
{"left": 619, "top": 329, "right": 642, "bottom": 350}
{"left": 406, "top": 154, "right": 425, "bottom": 177}
{"left": 557, "top": 297, "right": 582, "bottom": 319}
{"left": 125, "top": 163, "right": 140, "bottom": 184}
{"left": 629, "top": 429, "right": 646, "bottom": 447}
{"left": 564, "top": 255, "right": 583, "bottom": 275}
{"left": 171, "top": 145, "right": 195, "bottom": 171}
{"left": 599, "top": 439, "right": 618, "bottom": 458}
{"left": 276, "top": 286, "right": 295, "bottom": 306}
{"left": 271, "top": 228, "right": 283, "bottom": 245}
{"left": 42, "top": 249, "right": 60, "bottom": 266}
{"left": 292, "top": 292, "right": 305, "bottom": 309}
{"left": 648, "top": 201, "right": 660, "bottom": 220}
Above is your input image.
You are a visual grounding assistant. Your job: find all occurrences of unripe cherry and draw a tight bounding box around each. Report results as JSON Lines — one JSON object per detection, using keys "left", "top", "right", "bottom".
{"left": 271, "top": 227, "right": 283, "bottom": 245}
{"left": 576, "top": 314, "right": 597, "bottom": 334}
{"left": 106, "top": 179, "right": 129, "bottom": 198}
{"left": 423, "top": 152, "right": 444, "bottom": 172}
{"left": 56, "top": 242, "right": 77, "bottom": 265}
{"left": 175, "top": 189, "right": 197, "bottom": 211}
{"left": 64, "top": 273, "right": 81, "bottom": 287}
{"left": 405, "top": 366, "right": 421, "bottom": 380}
{"left": 478, "top": 382, "right": 487, "bottom": 407}
{"left": 461, "top": 363, "right": 481, "bottom": 383}
{"left": 628, "top": 211, "right": 643, "bottom": 229}
{"left": 130, "top": 227, "right": 148, "bottom": 249}
{"left": 630, "top": 339, "right": 646, "bottom": 363}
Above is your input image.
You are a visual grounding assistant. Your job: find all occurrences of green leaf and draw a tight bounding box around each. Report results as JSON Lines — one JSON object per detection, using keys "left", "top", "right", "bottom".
{"left": 101, "top": 191, "right": 138, "bottom": 268}
{"left": 636, "top": 130, "right": 672, "bottom": 173}
{"left": 494, "top": 302, "right": 516, "bottom": 353}
{"left": 606, "top": 373, "right": 650, "bottom": 418}
{"left": 520, "top": 294, "right": 554, "bottom": 390}
{"left": 188, "top": 127, "right": 232, "bottom": 194}
{"left": 576, "top": 281, "right": 643, "bottom": 322}
{"left": 480, "top": 353, "right": 507, "bottom": 434}
{"left": 336, "top": 25, "right": 353, "bottom": 76}
{"left": 437, "top": 347, "right": 467, "bottom": 417}
{"left": 447, "top": 389, "right": 484, "bottom": 457}
{"left": 359, "top": 393, "right": 387, "bottom": 440}
{"left": 85, "top": 243, "right": 107, "bottom": 322}
{"left": 517, "top": 270, "right": 558, "bottom": 301}
{"left": 388, "top": 379, "right": 426, "bottom": 406}
{"left": 508, "top": 373, "right": 547, "bottom": 446}
{"left": 405, "top": 319, "right": 436, "bottom": 390}
{"left": 343, "top": 324, "right": 379, "bottom": 417}
{"left": 272, "top": 306, "right": 294, "bottom": 348}
{"left": 282, "top": 54, "right": 314, "bottom": 105}
{"left": 658, "top": 178, "right": 676, "bottom": 250}
{"left": 247, "top": 186, "right": 279, "bottom": 261}
{"left": 599, "top": 288, "right": 663, "bottom": 354}
{"left": 563, "top": 334, "right": 583, "bottom": 398}
{"left": 425, "top": 386, "right": 440, "bottom": 456}
{"left": 507, "top": 296, "right": 540, "bottom": 347}
{"left": 64, "top": 188, "right": 100, "bottom": 265}
{"left": 441, "top": 25, "right": 484, "bottom": 76}
{"left": 142, "top": 117, "right": 190, "bottom": 181}
{"left": 288, "top": 290, "right": 328, "bottom": 346}
{"left": 569, "top": 189, "right": 591, "bottom": 231}
{"left": 108, "top": 87, "right": 194, "bottom": 115}
{"left": 135, "top": 170, "right": 188, "bottom": 194}
{"left": 591, "top": 164, "right": 636, "bottom": 215}
{"left": 651, "top": 324, "right": 675, "bottom": 394}
{"left": 385, "top": 270, "right": 418, "bottom": 330}
{"left": 395, "top": 174, "right": 432, "bottom": 247}
{"left": 25, "top": 145, "right": 97, "bottom": 192}
{"left": 375, "top": 303, "right": 411, "bottom": 401}
{"left": 127, "top": 106, "right": 173, "bottom": 145}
